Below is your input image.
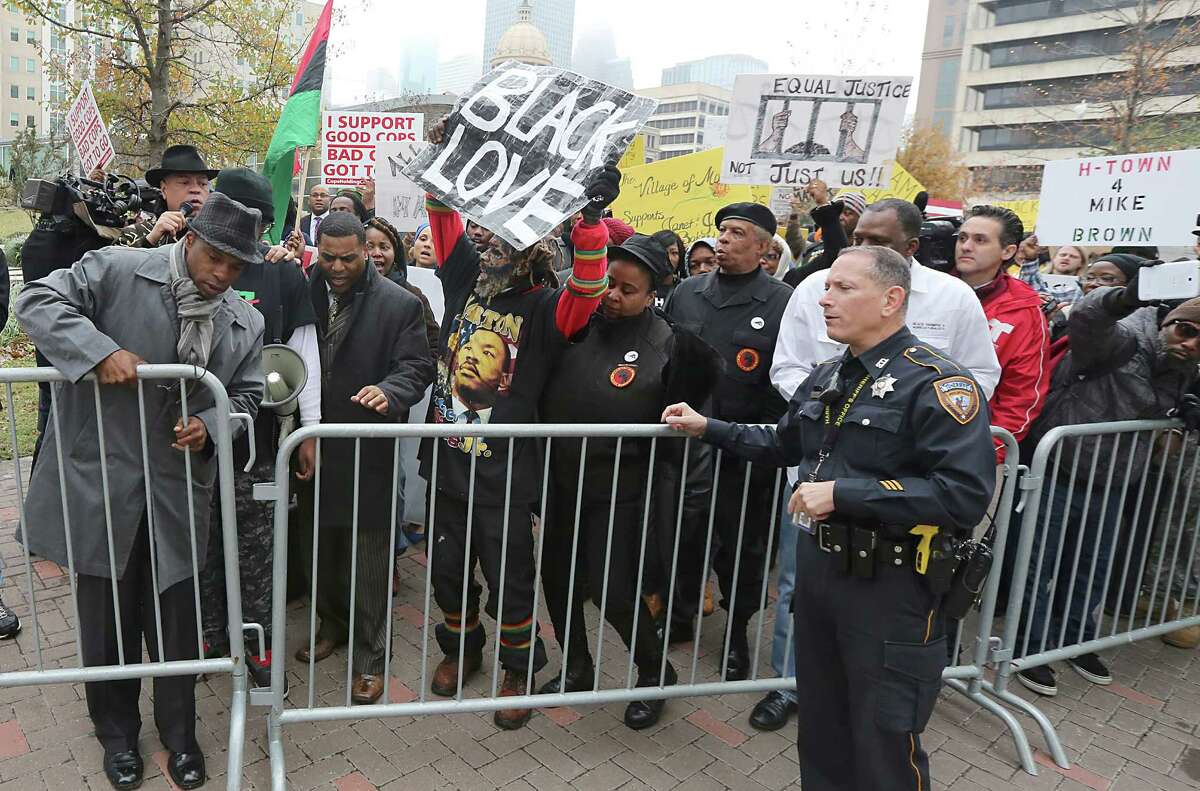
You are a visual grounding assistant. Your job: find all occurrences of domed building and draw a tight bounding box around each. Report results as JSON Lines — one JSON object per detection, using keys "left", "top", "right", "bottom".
{"left": 490, "top": 0, "right": 551, "bottom": 68}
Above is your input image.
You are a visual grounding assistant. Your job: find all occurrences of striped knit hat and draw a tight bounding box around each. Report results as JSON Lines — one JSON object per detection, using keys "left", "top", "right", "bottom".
{"left": 837, "top": 191, "right": 868, "bottom": 217}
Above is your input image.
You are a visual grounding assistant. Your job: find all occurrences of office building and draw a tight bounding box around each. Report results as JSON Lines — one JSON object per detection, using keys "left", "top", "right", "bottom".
{"left": 661, "top": 54, "right": 767, "bottom": 92}
{"left": 916, "top": 0, "right": 1200, "bottom": 197}
{"left": 913, "top": 0, "right": 967, "bottom": 134}
{"left": 437, "top": 54, "right": 484, "bottom": 96}
{"left": 483, "top": 0, "right": 575, "bottom": 69}
{"left": 638, "top": 82, "right": 732, "bottom": 159}
{"left": 399, "top": 39, "right": 439, "bottom": 96}
{"left": 573, "top": 26, "right": 633, "bottom": 89}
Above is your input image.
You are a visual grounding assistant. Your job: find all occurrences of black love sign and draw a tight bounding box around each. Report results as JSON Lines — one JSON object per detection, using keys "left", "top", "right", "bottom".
{"left": 403, "top": 61, "right": 657, "bottom": 250}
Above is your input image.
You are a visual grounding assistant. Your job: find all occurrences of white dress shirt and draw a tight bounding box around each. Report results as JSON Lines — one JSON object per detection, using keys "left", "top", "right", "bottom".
{"left": 770, "top": 259, "right": 1001, "bottom": 484}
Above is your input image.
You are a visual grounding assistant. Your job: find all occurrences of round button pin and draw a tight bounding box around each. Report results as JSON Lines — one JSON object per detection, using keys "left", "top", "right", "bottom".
{"left": 751, "top": 317, "right": 765, "bottom": 330}
{"left": 624, "top": 350, "right": 639, "bottom": 363}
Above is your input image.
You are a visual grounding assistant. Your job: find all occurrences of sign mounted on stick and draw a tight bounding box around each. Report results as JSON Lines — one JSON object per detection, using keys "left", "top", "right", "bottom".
{"left": 66, "top": 82, "right": 115, "bottom": 174}
{"left": 403, "top": 60, "right": 657, "bottom": 250}
{"left": 1036, "top": 150, "right": 1200, "bottom": 246}
{"left": 321, "top": 111, "right": 422, "bottom": 187}
{"left": 375, "top": 140, "right": 429, "bottom": 232}
{"left": 723, "top": 73, "right": 912, "bottom": 191}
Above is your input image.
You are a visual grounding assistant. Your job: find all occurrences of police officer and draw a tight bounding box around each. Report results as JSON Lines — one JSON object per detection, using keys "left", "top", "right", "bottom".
{"left": 538, "top": 234, "right": 719, "bottom": 730}
{"left": 664, "top": 202, "right": 793, "bottom": 680}
{"left": 664, "top": 245, "right": 995, "bottom": 791}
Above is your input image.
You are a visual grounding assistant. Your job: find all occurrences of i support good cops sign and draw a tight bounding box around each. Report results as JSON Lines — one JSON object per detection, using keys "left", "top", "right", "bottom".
{"left": 321, "top": 111, "right": 423, "bottom": 186}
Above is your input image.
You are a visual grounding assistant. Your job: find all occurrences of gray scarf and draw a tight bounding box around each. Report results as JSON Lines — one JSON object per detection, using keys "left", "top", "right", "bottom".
{"left": 168, "top": 240, "right": 222, "bottom": 367}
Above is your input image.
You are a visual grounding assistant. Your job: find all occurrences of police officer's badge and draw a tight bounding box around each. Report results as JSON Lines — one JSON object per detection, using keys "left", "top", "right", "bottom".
{"left": 933, "top": 376, "right": 979, "bottom": 424}
{"left": 610, "top": 364, "right": 637, "bottom": 388}
{"left": 736, "top": 348, "right": 760, "bottom": 372}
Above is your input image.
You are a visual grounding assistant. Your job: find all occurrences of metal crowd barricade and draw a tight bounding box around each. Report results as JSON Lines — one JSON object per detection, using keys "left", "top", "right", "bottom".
{"left": 260, "top": 421, "right": 1038, "bottom": 788}
{"left": 979, "top": 418, "right": 1200, "bottom": 774}
{"left": 0, "top": 364, "right": 251, "bottom": 789}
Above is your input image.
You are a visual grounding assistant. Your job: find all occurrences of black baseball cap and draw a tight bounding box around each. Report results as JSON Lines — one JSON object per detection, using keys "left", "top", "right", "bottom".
{"left": 608, "top": 234, "right": 672, "bottom": 288}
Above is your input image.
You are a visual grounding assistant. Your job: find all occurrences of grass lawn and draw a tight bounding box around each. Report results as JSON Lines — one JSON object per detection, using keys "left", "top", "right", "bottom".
{"left": 0, "top": 207, "right": 32, "bottom": 240}
{"left": 2, "top": 280, "right": 38, "bottom": 461}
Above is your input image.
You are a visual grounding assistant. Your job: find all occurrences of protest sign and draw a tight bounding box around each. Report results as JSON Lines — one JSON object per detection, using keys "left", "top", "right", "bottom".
{"left": 861, "top": 161, "right": 924, "bottom": 204}
{"left": 321, "top": 111, "right": 423, "bottom": 186}
{"left": 618, "top": 134, "right": 646, "bottom": 171}
{"left": 375, "top": 140, "right": 429, "bottom": 232}
{"left": 723, "top": 74, "right": 912, "bottom": 190}
{"left": 1036, "top": 149, "right": 1200, "bottom": 246}
{"left": 993, "top": 199, "right": 1039, "bottom": 233}
{"left": 610, "top": 147, "right": 771, "bottom": 242}
{"left": 66, "top": 82, "right": 115, "bottom": 174}
{"left": 403, "top": 60, "right": 657, "bottom": 250}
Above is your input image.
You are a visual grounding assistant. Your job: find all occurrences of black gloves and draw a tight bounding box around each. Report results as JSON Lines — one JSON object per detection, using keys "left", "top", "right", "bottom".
{"left": 1175, "top": 393, "right": 1200, "bottom": 432}
{"left": 581, "top": 165, "right": 621, "bottom": 224}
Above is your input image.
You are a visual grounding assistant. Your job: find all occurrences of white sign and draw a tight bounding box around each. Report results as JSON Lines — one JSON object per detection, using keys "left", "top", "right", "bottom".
{"left": 375, "top": 140, "right": 429, "bottom": 232}
{"left": 66, "top": 82, "right": 114, "bottom": 174}
{"left": 723, "top": 73, "right": 912, "bottom": 190}
{"left": 401, "top": 266, "right": 444, "bottom": 525}
{"left": 403, "top": 61, "right": 656, "bottom": 250}
{"left": 321, "top": 111, "right": 423, "bottom": 187}
{"left": 1036, "top": 149, "right": 1200, "bottom": 246}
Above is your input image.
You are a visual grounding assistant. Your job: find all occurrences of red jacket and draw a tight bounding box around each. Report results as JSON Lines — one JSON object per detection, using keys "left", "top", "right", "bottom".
{"left": 978, "top": 274, "right": 1051, "bottom": 452}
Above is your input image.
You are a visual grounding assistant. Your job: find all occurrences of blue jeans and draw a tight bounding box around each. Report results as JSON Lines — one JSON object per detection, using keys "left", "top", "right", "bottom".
{"left": 1014, "top": 478, "right": 1121, "bottom": 656}
{"left": 771, "top": 507, "right": 799, "bottom": 703}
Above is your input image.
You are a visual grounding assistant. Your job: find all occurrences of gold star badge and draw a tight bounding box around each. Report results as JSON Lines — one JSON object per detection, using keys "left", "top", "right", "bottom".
{"left": 871, "top": 374, "right": 897, "bottom": 399}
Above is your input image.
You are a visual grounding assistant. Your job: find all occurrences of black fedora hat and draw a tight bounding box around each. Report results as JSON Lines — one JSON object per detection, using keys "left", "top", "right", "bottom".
{"left": 145, "top": 144, "right": 219, "bottom": 187}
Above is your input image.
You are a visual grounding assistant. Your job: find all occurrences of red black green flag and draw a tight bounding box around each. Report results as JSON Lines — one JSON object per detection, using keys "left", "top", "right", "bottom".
{"left": 263, "top": 0, "right": 332, "bottom": 244}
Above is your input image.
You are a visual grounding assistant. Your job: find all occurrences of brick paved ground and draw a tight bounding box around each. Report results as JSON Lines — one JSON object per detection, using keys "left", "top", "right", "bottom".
{"left": 3, "top": 457, "right": 1200, "bottom": 790}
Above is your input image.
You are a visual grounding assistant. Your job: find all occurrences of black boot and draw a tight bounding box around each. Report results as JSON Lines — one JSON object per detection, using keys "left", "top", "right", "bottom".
{"left": 624, "top": 662, "right": 677, "bottom": 730}
{"left": 538, "top": 656, "right": 595, "bottom": 695}
{"left": 722, "top": 615, "right": 751, "bottom": 681}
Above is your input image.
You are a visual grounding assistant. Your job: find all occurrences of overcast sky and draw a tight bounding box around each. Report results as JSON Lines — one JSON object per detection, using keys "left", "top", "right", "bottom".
{"left": 327, "top": 0, "right": 927, "bottom": 107}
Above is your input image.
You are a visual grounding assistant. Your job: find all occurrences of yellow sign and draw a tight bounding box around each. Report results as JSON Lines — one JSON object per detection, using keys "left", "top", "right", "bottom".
{"left": 611, "top": 147, "right": 771, "bottom": 242}
{"left": 993, "top": 199, "right": 1040, "bottom": 232}
{"left": 862, "top": 161, "right": 924, "bottom": 204}
{"left": 617, "top": 134, "right": 646, "bottom": 171}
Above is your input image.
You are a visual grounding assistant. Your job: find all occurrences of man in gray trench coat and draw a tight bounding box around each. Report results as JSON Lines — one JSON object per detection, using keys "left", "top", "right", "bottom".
{"left": 14, "top": 192, "right": 265, "bottom": 790}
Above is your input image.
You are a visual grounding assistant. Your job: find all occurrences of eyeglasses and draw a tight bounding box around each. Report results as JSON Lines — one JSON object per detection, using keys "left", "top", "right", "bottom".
{"left": 1168, "top": 321, "right": 1200, "bottom": 340}
{"left": 763, "top": 252, "right": 781, "bottom": 261}
{"left": 1081, "top": 274, "right": 1124, "bottom": 286}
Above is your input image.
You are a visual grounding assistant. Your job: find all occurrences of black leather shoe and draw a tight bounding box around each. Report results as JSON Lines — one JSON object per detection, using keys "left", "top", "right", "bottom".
{"left": 167, "top": 751, "right": 206, "bottom": 790}
{"left": 103, "top": 750, "right": 143, "bottom": 790}
{"left": 624, "top": 663, "right": 677, "bottom": 730}
{"left": 537, "top": 660, "right": 594, "bottom": 695}
{"left": 749, "top": 690, "right": 797, "bottom": 731}
{"left": 722, "top": 624, "right": 751, "bottom": 681}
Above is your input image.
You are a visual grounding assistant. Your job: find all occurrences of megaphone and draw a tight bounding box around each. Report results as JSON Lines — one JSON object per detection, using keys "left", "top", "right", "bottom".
{"left": 261, "top": 344, "right": 308, "bottom": 441}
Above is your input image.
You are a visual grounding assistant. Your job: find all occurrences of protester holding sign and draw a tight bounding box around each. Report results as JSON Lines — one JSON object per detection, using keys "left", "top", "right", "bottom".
{"left": 418, "top": 111, "right": 620, "bottom": 730}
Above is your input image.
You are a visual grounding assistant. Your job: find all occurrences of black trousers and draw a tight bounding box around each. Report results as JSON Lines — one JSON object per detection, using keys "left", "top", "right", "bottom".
{"left": 78, "top": 522, "right": 200, "bottom": 756}
{"left": 540, "top": 489, "right": 666, "bottom": 681}
{"left": 678, "top": 457, "right": 778, "bottom": 623}
{"left": 314, "top": 526, "right": 392, "bottom": 676}
{"left": 793, "top": 535, "right": 946, "bottom": 791}
{"left": 428, "top": 490, "right": 547, "bottom": 673}
{"left": 200, "top": 458, "right": 275, "bottom": 655}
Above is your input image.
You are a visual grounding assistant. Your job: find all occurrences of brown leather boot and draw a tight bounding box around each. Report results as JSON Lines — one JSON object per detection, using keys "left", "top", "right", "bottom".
{"left": 493, "top": 670, "right": 533, "bottom": 730}
{"left": 430, "top": 650, "right": 482, "bottom": 697}
{"left": 351, "top": 674, "right": 385, "bottom": 704}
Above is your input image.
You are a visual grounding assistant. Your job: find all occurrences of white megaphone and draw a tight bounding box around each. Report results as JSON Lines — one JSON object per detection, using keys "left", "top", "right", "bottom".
{"left": 261, "top": 344, "right": 308, "bottom": 441}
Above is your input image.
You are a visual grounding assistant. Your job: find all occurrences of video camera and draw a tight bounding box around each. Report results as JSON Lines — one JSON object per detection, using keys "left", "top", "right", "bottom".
{"left": 916, "top": 215, "right": 962, "bottom": 273}
{"left": 21, "top": 173, "right": 160, "bottom": 229}
{"left": 20, "top": 173, "right": 163, "bottom": 284}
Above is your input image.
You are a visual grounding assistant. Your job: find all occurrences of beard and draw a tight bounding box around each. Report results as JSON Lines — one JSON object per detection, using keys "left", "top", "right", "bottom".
{"left": 1157, "top": 330, "right": 1200, "bottom": 374}
{"left": 474, "top": 252, "right": 531, "bottom": 300}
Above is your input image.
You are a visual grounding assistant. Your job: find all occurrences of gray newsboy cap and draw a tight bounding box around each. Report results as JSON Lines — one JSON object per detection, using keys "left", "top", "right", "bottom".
{"left": 187, "top": 191, "right": 264, "bottom": 265}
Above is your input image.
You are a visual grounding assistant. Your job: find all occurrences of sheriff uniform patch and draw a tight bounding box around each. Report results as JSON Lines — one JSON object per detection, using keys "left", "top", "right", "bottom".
{"left": 933, "top": 376, "right": 980, "bottom": 424}
{"left": 736, "top": 348, "right": 761, "bottom": 372}
{"left": 610, "top": 364, "right": 637, "bottom": 388}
